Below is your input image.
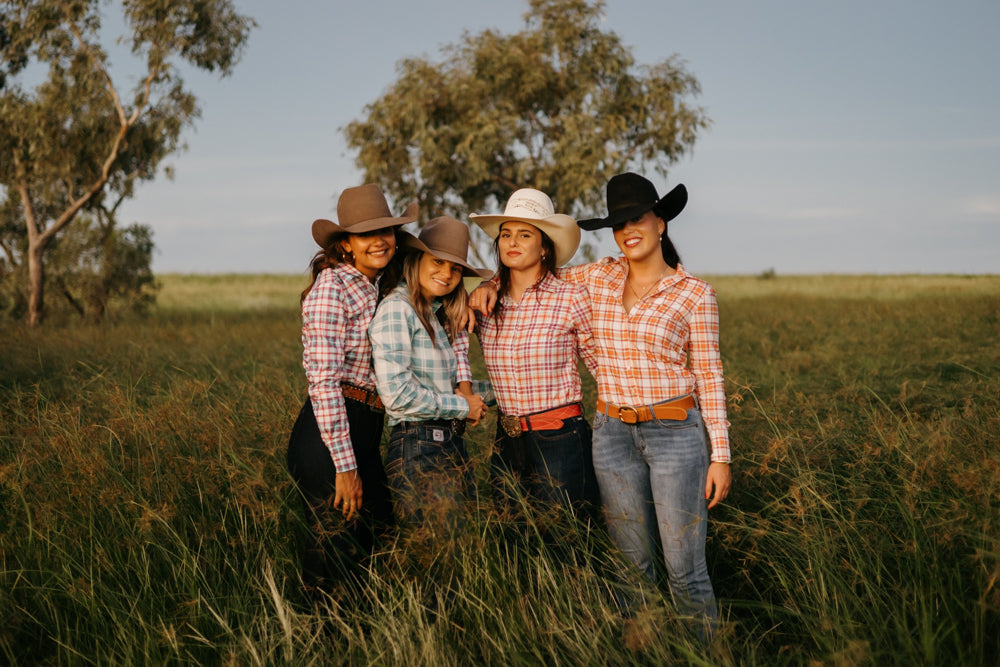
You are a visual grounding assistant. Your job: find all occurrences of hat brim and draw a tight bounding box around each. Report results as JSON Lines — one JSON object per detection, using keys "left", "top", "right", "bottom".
{"left": 578, "top": 184, "right": 687, "bottom": 231}
{"left": 469, "top": 213, "right": 581, "bottom": 267}
{"left": 311, "top": 202, "right": 419, "bottom": 248}
{"left": 401, "top": 234, "right": 493, "bottom": 279}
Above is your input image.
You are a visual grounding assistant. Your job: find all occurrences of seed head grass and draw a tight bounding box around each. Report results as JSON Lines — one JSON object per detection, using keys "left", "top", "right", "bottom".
{"left": 1, "top": 274, "right": 997, "bottom": 664}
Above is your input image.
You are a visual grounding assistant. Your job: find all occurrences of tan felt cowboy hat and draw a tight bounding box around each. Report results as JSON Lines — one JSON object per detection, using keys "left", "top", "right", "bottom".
{"left": 469, "top": 188, "right": 580, "bottom": 267}
{"left": 578, "top": 172, "right": 687, "bottom": 231}
{"left": 312, "top": 184, "right": 418, "bottom": 248}
{"left": 401, "top": 216, "right": 493, "bottom": 279}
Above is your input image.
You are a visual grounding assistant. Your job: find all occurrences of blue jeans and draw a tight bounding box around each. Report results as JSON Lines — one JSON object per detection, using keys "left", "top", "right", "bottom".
{"left": 592, "top": 404, "right": 718, "bottom": 625}
{"left": 385, "top": 420, "right": 472, "bottom": 527}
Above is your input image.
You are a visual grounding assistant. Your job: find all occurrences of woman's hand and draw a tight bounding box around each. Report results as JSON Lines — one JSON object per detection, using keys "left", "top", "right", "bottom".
{"left": 461, "top": 392, "right": 487, "bottom": 426}
{"left": 460, "top": 306, "right": 477, "bottom": 334}
{"left": 467, "top": 284, "right": 497, "bottom": 317}
{"left": 334, "top": 470, "right": 363, "bottom": 521}
{"left": 705, "top": 462, "right": 731, "bottom": 509}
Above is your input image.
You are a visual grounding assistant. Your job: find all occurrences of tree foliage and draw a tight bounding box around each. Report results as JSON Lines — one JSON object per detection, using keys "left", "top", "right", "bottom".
{"left": 344, "top": 0, "right": 710, "bottom": 260}
{"left": 0, "top": 0, "right": 254, "bottom": 325}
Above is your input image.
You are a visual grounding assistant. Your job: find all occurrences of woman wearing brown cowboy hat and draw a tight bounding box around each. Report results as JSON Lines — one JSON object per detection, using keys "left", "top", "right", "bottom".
{"left": 468, "top": 188, "right": 601, "bottom": 521}
{"left": 286, "top": 184, "right": 416, "bottom": 595}
{"left": 369, "top": 216, "right": 491, "bottom": 529}
{"left": 471, "top": 173, "right": 731, "bottom": 636}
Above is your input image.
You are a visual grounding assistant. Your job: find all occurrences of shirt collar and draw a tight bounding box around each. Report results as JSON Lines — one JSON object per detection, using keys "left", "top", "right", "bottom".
{"left": 609, "top": 257, "right": 688, "bottom": 293}
{"left": 500, "top": 271, "right": 559, "bottom": 305}
{"left": 337, "top": 262, "right": 382, "bottom": 288}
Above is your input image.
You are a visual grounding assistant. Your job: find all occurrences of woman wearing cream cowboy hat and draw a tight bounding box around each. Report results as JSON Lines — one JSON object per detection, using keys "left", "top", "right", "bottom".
{"left": 470, "top": 174, "right": 731, "bottom": 637}
{"left": 369, "top": 216, "right": 491, "bottom": 527}
{"left": 469, "top": 188, "right": 600, "bottom": 519}
{"left": 287, "top": 184, "right": 417, "bottom": 594}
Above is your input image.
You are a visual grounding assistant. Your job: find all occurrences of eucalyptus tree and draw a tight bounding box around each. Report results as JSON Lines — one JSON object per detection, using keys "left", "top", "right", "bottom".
{"left": 0, "top": 0, "right": 254, "bottom": 325}
{"left": 345, "top": 0, "right": 710, "bottom": 262}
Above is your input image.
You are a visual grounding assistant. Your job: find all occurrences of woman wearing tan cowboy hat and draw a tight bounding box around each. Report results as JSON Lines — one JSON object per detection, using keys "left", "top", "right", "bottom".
{"left": 470, "top": 173, "right": 731, "bottom": 636}
{"left": 369, "top": 216, "right": 491, "bottom": 527}
{"left": 469, "top": 188, "right": 600, "bottom": 519}
{"left": 287, "top": 184, "right": 416, "bottom": 594}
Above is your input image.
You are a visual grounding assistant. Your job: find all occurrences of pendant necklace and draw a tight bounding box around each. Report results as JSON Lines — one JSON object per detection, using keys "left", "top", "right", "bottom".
{"left": 628, "top": 266, "right": 668, "bottom": 301}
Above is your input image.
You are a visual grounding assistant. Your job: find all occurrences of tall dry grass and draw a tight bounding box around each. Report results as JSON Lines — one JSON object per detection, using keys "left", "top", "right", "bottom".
{"left": 1, "top": 273, "right": 997, "bottom": 664}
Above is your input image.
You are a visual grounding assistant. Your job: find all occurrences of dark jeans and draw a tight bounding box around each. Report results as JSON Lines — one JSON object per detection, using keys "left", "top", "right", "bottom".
{"left": 490, "top": 413, "right": 599, "bottom": 517}
{"left": 286, "top": 397, "right": 392, "bottom": 591}
{"left": 385, "top": 420, "right": 472, "bottom": 528}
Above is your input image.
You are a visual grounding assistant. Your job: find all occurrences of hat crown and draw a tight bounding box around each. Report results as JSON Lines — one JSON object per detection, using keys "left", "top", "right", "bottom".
{"left": 607, "top": 173, "right": 659, "bottom": 214}
{"left": 337, "top": 184, "right": 393, "bottom": 228}
{"left": 501, "top": 188, "right": 558, "bottom": 221}
{"left": 417, "top": 216, "right": 473, "bottom": 263}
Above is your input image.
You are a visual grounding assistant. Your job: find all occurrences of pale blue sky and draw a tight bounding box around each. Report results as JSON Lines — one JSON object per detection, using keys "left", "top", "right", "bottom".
{"left": 115, "top": 0, "right": 1000, "bottom": 275}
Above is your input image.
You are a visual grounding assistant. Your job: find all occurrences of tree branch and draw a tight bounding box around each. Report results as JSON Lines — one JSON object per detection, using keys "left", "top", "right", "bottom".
{"left": 40, "top": 12, "right": 164, "bottom": 249}
{"left": 64, "top": 13, "right": 128, "bottom": 128}
{"left": 0, "top": 238, "right": 15, "bottom": 266}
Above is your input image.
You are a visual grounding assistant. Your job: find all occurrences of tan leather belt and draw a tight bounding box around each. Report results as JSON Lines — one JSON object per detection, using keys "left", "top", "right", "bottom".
{"left": 341, "top": 382, "right": 384, "bottom": 411}
{"left": 597, "top": 395, "right": 695, "bottom": 424}
{"left": 499, "top": 403, "right": 583, "bottom": 437}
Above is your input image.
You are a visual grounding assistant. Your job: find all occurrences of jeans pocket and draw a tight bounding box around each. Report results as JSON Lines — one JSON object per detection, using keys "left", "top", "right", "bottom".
{"left": 592, "top": 412, "right": 609, "bottom": 431}
{"left": 653, "top": 407, "right": 701, "bottom": 430}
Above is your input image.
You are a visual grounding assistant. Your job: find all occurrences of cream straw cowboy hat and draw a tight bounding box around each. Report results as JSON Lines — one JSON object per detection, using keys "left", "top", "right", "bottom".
{"left": 312, "top": 184, "right": 418, "bottom": 248}
{"left": 469, "top": 188, "right": 580, "bottom": 267}
{"left": 400, "top": 216, "right": 493, "bottom": 279}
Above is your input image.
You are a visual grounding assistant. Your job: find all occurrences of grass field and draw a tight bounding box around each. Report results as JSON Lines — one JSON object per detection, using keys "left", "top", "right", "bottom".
{"left": 2, "top": 273, "right": 998, "bottom": 665}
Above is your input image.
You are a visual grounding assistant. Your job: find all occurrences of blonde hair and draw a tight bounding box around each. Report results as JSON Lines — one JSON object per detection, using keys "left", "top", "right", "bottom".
{"left": 402, "top": 251, "right": 468, "bottom": 345}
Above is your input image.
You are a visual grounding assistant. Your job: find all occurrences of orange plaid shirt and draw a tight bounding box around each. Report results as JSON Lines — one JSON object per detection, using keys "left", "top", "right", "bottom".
{"left": 559, "top": 259, "right": 731, "bottom": 462}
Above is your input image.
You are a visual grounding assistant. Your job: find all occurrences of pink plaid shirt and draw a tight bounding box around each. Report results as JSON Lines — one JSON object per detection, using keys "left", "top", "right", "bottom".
{"left": 301, "top": 264, "right": 381, "bottom": 473}
{"left": 302, "top": 267, "right": 475, "bottom": 471}
{"left": 559, "top": 259, "right": 731, "bottom": 463}
{"left": 476, "top": 273, "right": 598, "bottom": 416}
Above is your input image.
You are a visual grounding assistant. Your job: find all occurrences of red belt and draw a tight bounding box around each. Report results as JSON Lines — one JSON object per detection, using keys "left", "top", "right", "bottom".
{"left": 499, "top": 403, "right": 583, "bottom": 437}
{"left": 341, "top": 382, "right": 384, "bottom": 411}
{"left": 597, "top": 395, "right": 695, "bottom": 424}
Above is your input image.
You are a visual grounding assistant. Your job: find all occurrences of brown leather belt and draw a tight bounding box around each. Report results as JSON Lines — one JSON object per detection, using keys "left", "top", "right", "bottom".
{"left": 341, "top": 382, "right": 384, "bottom": 411}
{"left": 597, "top": 395, "right": 695, "bottom": 424}
{"left": 499, "top": 403, "right": 582, "bottom": 437}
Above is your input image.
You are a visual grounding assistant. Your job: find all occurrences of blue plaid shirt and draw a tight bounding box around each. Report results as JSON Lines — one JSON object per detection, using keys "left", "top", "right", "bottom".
{"left": 370, "top": 284, "right": 472, "bottom": 426}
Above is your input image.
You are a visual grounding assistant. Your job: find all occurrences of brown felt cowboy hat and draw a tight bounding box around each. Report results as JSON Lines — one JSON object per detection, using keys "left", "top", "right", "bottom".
{"left": 469, "top": 188, "right": 581, "bottom": 267}
{"left": 577, "top": 173, "right": 687, "bottom": 231}
{"left": 311, "top": 184, "right": 418, "bottom": 248}
{"left": 400, "top": 216, "right": 493, "bottom": 279}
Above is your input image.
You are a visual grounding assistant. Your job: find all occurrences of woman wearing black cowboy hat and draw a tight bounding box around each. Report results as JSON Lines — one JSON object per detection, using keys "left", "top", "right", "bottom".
{"left": 287, "top": 184, "right": 416, "bottom": 595}
{"left": 470, "top": 173, "right": 731, "bottom": 635}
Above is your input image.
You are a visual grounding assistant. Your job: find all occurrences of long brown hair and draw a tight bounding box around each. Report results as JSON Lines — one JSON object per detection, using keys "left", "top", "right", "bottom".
{"left": 301, "top": 229, "right": 403, "bottom": 303}
{"left": 402, "top": 251, "right": 468, "bottom": 345}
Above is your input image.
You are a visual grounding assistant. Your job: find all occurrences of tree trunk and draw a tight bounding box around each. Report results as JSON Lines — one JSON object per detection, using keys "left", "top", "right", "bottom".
{"left": 27, "top": 236, "right": 45, "bottom": 327}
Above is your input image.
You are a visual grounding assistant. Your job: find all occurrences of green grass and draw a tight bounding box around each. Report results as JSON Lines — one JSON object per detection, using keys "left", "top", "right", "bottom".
{"left": 1, "top": 274, "right": 998, "bottom": 664}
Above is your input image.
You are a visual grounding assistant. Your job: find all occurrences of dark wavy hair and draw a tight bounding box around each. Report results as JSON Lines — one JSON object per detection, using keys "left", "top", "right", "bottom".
{"left": 660, "top": 232, "right": 681, "bottom": 269}
{"left": 301, "top": 229, "right": 404, "bottom": 303}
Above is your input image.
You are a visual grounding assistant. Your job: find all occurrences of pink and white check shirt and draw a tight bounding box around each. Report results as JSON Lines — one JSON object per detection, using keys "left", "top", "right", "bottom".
{"left": 476, "top": 273, "right": 598, "bottom": 416}
{"left": 559, "top": 259, "right": 731, "bottom": 463}
{"left": 301, "top": 264, "right": 381, "bottom": 473}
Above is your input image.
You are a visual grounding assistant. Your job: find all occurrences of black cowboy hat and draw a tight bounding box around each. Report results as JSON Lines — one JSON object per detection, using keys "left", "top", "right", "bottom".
{"left": 577, "top": 172, "right": 687, "bottom": 231}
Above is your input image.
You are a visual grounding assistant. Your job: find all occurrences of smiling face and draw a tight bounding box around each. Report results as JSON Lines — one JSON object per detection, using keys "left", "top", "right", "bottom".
{"left": 417, "top": 251, "right": 464, "bottom": 300}
{"left": 612, "top": 210, "right": 666, "bottom": 263}
{"left": 340, "top": 227, "right": 396, "bottom": 279}
{"left": 497, "top": 221, "right": 544, "bottom": 271}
